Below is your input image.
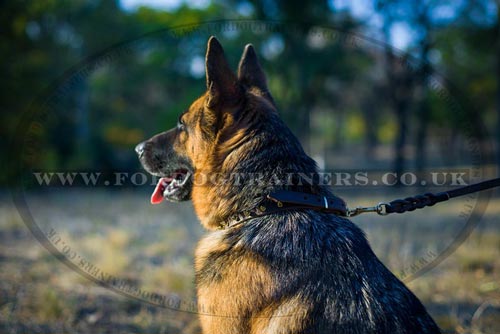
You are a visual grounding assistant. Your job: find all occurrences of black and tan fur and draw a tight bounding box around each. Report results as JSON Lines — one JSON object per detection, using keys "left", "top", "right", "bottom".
{"left": 136, "top": 37, "right": 441, "bottom": 334}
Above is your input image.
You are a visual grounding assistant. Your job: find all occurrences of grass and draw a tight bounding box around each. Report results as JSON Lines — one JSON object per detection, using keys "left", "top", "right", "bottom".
{"left": 409, "top": 231, "right": 500, "bottom": 333}
{"left": 0, "top": 189, "right": 499, "bottom": 333}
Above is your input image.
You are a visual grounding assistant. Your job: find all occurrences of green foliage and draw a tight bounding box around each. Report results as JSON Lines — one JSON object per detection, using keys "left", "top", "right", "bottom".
{"left": 1, "top": 0, "right": 498, "bottom": 185}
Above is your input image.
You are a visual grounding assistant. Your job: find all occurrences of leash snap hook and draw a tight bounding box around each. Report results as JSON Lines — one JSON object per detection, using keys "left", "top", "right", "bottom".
{"left": 347, "top": 202, "right": 389, "bottom": 217}
{"left": 375, "top": 202, "right": 389, "bottom": 216}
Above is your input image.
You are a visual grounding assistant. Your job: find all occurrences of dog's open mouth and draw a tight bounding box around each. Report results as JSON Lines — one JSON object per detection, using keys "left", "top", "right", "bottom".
{"left": 151, "top": 169, "right": 192, "bottom": 204}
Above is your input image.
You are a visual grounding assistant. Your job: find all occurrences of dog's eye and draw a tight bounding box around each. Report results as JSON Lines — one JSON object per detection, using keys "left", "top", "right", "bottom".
{"left": 177, "top": 118, "right": 186, "bottom": 131}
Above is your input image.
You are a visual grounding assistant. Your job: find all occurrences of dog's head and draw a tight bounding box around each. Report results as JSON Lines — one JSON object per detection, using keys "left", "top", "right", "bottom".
{"left": 136, "top": 36, "right": 275, "bottom": 204}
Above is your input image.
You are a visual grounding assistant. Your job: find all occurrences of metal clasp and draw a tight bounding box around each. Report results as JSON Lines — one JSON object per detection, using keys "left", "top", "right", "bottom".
{"left": 347, "top": 203, "right": 389, "bottom": 217}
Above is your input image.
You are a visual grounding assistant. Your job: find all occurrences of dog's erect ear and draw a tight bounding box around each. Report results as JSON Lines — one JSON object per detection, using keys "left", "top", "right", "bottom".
{"left": 237, "top": 44, "right": 275, "bottom": 106}
{"left": 205, "top": 36, "right": 240, "bottom": 108}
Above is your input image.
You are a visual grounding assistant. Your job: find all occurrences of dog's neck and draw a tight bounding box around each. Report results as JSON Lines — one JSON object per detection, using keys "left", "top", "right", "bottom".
{"left": 191, "top": 111, "right": 329, "bottom": 230}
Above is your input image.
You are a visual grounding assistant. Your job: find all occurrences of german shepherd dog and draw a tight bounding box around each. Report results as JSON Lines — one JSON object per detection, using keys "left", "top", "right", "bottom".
{"left": 136, "top": 37, "right": 441, "bottom": 334}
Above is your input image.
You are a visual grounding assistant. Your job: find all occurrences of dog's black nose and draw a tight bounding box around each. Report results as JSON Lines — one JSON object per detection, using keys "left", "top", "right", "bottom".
{"left": 135, "top": 141, "right": 146, "bottom": 158}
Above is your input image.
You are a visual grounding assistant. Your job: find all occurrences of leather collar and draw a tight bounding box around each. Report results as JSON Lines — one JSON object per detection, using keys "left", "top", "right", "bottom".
{"left": 220, "top": 190, "right": 348, "bottom": 229}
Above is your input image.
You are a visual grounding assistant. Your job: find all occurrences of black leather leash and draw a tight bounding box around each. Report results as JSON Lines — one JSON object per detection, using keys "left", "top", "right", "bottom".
{"left": 378, "top": 177, "right": 500, "bottom": 215}
{"left": 221, "top": 178, "right": 500, "bottom": 229}
{"left": 269, "top": 177, "right": 500, "bottom": 218}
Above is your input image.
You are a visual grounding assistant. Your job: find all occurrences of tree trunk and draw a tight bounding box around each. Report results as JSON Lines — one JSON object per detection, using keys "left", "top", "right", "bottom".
{"left": 383, "top": 25, "right": 413, "bottom": 184}
{"left": 415, "top": 3, "right": 431, "bottom": 175}
{"left": 496, "top": 3, "right": 500, "bottom": 168}
{"left": 362, "top": 97, "right": 378, "bottom": 161}
{"left": 394, "top": 99, "right": 408, "bottom": 179}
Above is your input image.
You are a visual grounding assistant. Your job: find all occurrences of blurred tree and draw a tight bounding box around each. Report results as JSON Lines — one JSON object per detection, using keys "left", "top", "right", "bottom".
{"left": 2, "top": 0, "right": 225, "bottom": 177}
{"left": 235, "top": 0, "right": 363, "bottom": 153}
{"left": 375, "top": 0, "right": 416, "bottom": 179}
{"left": 1, "top": 1, "right": 78, "bottom": 182}
{"left": 2, "top": 0, "right": 498, "bottom": 186}
{"left": 432, "top": 0, "right": 497, "bottom": 165}
{"left": 414, "top": 1, "right": 432, "bottom": 173}
{"left": 496, "top": 0, "right": 500, "bottom": 168}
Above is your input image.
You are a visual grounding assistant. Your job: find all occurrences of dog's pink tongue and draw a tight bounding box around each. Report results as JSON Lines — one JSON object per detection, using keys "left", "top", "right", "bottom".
{"left": 151, "top": 178, "right": 166, "bottom": 204}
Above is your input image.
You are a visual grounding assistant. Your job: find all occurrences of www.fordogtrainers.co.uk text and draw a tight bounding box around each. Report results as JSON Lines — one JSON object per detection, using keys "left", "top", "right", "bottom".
{"left": 32, "top": 170, "right": 472, "bottom": 188}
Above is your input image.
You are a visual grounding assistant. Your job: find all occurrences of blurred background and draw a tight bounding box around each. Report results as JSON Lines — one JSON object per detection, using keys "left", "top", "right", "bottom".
{"left": 1, "top": 0, "right": 499, "bottom": 333}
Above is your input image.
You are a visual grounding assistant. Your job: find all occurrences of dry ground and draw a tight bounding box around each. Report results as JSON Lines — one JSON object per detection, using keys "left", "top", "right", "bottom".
{"left": 0, "top": 189, "right": 499, "bottom": 333}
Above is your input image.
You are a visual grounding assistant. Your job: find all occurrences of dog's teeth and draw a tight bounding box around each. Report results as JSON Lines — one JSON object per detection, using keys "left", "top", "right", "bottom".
{"left": 179, "top": 173, "right": 190, "bottom": 186}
